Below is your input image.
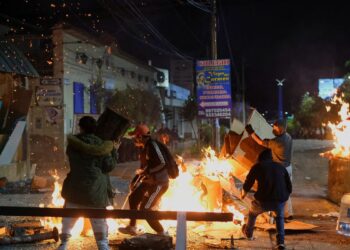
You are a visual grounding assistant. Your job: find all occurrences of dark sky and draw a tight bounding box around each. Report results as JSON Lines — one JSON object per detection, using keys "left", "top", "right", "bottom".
{"left": 1, "top": 0, "right": 350, "bottom": 116}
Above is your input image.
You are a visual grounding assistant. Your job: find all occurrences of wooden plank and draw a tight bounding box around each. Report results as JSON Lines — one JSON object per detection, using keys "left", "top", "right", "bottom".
{"left": 0, "top": 121, "right": 26, "bottom": 165}
{"left": 255, "top": 220, "right": 318, "bottom": 231}
{"left": 0, "top": 206, "right": 233, "bottom": 221}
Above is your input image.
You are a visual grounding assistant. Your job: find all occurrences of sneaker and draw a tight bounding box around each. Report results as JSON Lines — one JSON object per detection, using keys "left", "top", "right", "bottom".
{"left": 284, "top": 215, "right": 294, "bottom": 223}
{"left": 241, "top": 224, "right": 254, "bottom": 240}
{"left": 275, "top": 243, "right": 286, "bottom": 250}
{"left": 57, "top": 242, "right": 67, "bottom": 250}
{"left": 118, "top": 225, "right": 137, "bottom": 235}
{"left": 157, "top": 231, "right": 169, "bottom": 236}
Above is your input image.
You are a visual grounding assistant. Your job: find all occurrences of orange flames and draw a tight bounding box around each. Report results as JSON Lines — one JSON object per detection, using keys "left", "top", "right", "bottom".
{"left": 325, "top": 96, "right": 350, "bottom": 158}
{"left": 159, "top": 147, "right": 243, "bottom": 218}
{"left": 41, "top": 146, "right": 243, "bottom": 236}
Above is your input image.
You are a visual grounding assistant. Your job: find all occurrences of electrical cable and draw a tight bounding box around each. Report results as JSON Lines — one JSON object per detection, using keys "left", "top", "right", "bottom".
{"left": 218, "top": 0, "right": 241, "bottom": 86}
{"left": 98, "top": 0, "right": 185, "bottom": 58}
{"left": 123, "top": 0, "right": 193, "bottom": 60}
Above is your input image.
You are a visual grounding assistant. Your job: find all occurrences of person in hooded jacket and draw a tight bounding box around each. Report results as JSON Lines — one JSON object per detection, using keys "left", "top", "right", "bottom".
{"left": 58, "top": 116, "right": 118, "bottom": 250}
{"left": 241, "top": 149, "right": 292, "bottom": 250}
{"left": 245, "top": 119, "right": 294, "bottom": 220}
{"left": 118, "top": 124, "right": 169, "bottom": 236}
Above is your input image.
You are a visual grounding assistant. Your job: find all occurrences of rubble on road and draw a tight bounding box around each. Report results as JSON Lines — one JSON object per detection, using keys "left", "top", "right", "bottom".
{"left": 0, "top": 220, "right": 58, "bottom": 245}
{"left": 117, "top": 233, "right": 173, "bottom": 250}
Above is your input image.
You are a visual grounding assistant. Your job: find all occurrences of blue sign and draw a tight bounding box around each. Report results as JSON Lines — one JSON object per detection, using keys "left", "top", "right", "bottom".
{"left": 196, "top": 59, "right": 232, "bottom": 118}
{"left": 318, "top": 78, "right": 344, "bottom": 100}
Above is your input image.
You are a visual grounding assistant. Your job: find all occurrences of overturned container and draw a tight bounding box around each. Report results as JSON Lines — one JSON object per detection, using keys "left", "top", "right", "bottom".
{"left": 95, "top": 107, "right": 131, "bottom": 141}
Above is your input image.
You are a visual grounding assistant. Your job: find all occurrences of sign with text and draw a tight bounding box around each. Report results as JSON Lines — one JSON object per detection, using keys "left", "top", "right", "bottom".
{"left": 35, "top": 85, "right": 63, "bottom": 106}
{"left": 196, "top": 59, "right": 232, "bottom": 118}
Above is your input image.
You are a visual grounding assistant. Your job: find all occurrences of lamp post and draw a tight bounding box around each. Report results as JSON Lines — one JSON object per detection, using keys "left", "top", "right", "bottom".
{"left": 276, "top": 79, "right": 285, "bottom": 120}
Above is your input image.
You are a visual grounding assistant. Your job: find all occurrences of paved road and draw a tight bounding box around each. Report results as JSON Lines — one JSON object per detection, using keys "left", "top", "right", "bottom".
{"left": 1, "top": 140, "right": 350, "bottom": 249}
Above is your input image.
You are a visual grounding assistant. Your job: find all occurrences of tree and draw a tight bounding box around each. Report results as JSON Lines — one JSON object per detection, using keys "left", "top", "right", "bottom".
{"left": 107, "top": 86, "right": 161, "bottom": 126}
{"left": 181, "top": 95, "right": 198, "bottom": 141}
{"left": 295, "top": 92, "right": 328, "bottom": 138}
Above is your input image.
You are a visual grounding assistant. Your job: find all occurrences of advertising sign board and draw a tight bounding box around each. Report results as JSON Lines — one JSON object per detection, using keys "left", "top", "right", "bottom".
{"left": 196, "top": 59, "right": 232, "bottom": 118}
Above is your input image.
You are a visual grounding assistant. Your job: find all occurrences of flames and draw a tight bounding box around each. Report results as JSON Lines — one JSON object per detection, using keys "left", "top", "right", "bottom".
{"left": 324, "top": 96, "right": 350, "bottom": 159}
{"left": 159, "top": 147, "right": 243, "bottom": 217}
{"left": 39, "top": 170, "right": 85, "bottom": 237}
{"left": 40, "top": 146, "right": 243, "bottom": 237}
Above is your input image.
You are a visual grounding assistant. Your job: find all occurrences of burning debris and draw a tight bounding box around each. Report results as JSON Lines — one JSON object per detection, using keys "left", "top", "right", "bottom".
{"left": 321, "top": 96, "right": 350, "bottom": 159}
{"left": 320, "top": 96, "right": 350, "bottom": 203}
{"left": 0, "top": 220, "right": 59, "bottom": 245}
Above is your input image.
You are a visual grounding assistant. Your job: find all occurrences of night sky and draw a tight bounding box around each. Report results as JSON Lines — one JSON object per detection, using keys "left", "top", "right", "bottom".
{"left": 1, "top": 0, "right": 350, "bottom": 116}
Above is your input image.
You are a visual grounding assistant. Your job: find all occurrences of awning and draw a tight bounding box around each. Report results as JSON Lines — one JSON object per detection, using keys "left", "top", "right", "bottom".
{"left": 0, "top": 40, "right": 39, "bottom": 77}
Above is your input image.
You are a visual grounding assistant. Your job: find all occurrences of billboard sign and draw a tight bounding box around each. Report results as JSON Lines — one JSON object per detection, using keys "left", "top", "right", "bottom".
{"left": 318, "top": 78, "right": 344, "bottom": 100}
{"left": 196, "top": 59, "right": 232, "bottom": 118}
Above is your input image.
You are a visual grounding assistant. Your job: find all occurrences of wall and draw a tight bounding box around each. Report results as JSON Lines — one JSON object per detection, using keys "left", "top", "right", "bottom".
{"left": 52, "top": 26, "right": 157, "bottom": 134}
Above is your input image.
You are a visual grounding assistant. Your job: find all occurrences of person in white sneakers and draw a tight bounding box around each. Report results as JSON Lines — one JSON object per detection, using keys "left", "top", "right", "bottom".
{"left": 118, "top": 124, "right": 169, "bottom": 236}
{"left": 57, "top": 116, "right": 118, "bottom": 250}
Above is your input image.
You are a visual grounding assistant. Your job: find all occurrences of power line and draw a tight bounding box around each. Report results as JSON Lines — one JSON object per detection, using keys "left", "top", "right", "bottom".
{"left": 166, "top": 0, "right": 206, "bottom": 47}
{"left": 123, "top": 0, "right": 193, "bottom": 60}
{"left": 98, "top": 0, "right": 187, "bottom": 58}
{"left": 218, "top": 0, "right": 240, "bottom": 86}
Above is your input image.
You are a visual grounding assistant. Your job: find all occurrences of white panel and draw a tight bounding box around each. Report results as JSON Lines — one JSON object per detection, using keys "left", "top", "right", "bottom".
{"left": 0, "top": 121, "right": 26, "bottom": 165}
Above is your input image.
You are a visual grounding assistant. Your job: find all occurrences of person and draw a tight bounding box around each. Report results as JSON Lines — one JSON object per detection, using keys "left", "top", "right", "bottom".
{"left": 241, "top": 149, "right": 292, "bottom": 250}
{"left": 118, "top": 124, "right": 169, "bottom": 235}
{"left": 58, "top": 116, "right": 118, "bottom": 250}
{"left": 245, "top": 119, "right": 293, "bottom": 220}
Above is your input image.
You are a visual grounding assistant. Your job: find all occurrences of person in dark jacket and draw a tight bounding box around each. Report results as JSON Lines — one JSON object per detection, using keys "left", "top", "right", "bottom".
{"left": 245, "top": 119, "right": 294, "bottom": 219}
{"left": 241, "top": 149, "right": 292, "bottom": 250}
{"left": 118, "top": 124, "right": 169, "bottom": 235}
{"left": 58, "top": 116, "right": 118, "bottom": 250}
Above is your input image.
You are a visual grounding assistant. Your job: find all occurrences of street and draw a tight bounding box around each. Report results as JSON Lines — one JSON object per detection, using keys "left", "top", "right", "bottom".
{"left": 1, "top": 139, "right": 350, "bottom": 249}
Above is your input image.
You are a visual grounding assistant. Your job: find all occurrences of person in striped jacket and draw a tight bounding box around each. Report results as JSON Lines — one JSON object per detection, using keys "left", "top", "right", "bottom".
{"left": 119, "top": 124, "right": 169, "bottom": 236}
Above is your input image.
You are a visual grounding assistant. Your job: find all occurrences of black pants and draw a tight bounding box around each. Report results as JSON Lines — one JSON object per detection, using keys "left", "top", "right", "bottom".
{"left": 128, "top": 181, "right": 169, "bottom": 233}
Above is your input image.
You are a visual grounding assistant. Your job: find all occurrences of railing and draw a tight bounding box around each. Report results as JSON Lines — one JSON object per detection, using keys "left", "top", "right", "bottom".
{"left": 0, "top": 206, "right": 233, "bottom": 250}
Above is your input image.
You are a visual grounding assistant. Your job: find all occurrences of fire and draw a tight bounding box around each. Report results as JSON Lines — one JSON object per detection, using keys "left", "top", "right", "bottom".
{"left": 40, "top": 171, "right": 119, "bottom": 237}
{"left": 159, "top": 147, "right": 244, "bottom": 221}
{"left": 325, "top": 96, "right": 350, "bottom": 158}
{"left": 41, "top": 146, "right": 244, "bottom": 236}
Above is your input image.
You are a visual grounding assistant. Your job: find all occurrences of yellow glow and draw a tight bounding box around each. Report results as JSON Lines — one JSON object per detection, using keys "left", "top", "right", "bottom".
{"left": 326, "top": 96, "right": 350, "bottom": 158}
{"left": 159, "top": 147, "right": 244, "bottom": 226}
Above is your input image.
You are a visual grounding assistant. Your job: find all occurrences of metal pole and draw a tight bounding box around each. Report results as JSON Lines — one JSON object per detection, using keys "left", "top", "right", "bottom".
{"left": 211, "top": 0, "right": 220, "bottom": 151}
{"left": 175, "top": 212, "right": 187, "bottom": 250}
{"left": 242, "top": 58, "right": 246, "bottom": 125}
{"left": 276, "top": 79, "right": 285, "bottom": 120}
{"left": 0, "top": 206, "right": 233, "bottom": 221}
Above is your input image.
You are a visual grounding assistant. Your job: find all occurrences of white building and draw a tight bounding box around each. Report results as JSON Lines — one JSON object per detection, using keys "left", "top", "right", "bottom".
{"left": 52, "top": 24, "right": 159, "bottom": 134}
{"left": 164, "top": 82, "right": 197, "bottom": 139}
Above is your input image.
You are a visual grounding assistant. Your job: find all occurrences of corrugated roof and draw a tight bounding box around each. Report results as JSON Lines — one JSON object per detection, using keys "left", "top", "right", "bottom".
{"left": 0, "top": 40, "right": 39, "bottom": 77}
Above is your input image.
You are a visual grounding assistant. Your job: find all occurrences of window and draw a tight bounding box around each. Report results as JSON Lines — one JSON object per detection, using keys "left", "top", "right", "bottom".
{"left": 73, "top": 82, "right": 84, "bottom": 114}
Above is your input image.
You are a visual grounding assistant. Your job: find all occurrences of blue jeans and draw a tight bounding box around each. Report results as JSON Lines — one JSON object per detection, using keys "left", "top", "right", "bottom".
{"left": 244, "top": 199, "right": 285, "bottom": 245}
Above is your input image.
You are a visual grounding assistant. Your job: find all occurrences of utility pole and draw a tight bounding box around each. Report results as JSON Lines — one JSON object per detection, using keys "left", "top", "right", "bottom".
{"left": 276, "top": 78, "right": 285, "bottom": 120}
{"left": 211, "top": 0, "right": 220, "bottom": 151}
{"left": 242, "top": 58, "right": 246, "bottom": 125}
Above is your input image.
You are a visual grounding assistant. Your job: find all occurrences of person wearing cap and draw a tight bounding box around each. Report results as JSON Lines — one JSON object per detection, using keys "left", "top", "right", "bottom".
{"left": 118, "top": 124, "right": 169, "bottom": 236}
{"left": 58, "top": 116, "right": 118, "bottom": 250}
{"left": 245, "top": 119, "right": 293, "bottom": 220}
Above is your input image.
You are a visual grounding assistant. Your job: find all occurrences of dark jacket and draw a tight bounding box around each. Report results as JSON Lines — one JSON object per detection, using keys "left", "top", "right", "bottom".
{"left": 243, "top": 150, "right": 292, "bottom": 202}
{"left": 140, "top": 138, "right": 169, "bottom": 185}
{"left": 61, "top": 134, "right": 117, "bottom": 208}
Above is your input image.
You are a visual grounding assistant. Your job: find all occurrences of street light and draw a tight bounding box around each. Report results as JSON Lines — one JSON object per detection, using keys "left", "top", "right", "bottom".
{"left": 276, "top": 79, "right": 285, "bottom": 120}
